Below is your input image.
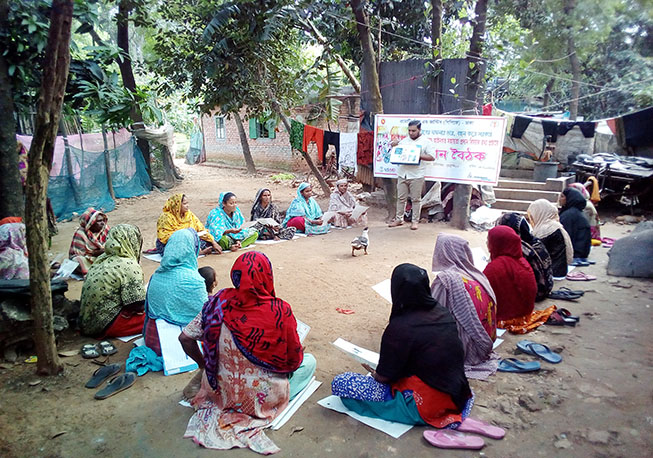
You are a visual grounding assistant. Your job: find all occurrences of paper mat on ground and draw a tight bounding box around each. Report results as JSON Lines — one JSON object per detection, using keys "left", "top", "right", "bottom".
{"left": 296, "top": 319, "right": 310, "bottom": 344}
{"left": 317, "top": 395, "right": 413, "bottom": 438}
{"left": 254, "top": 234, "right": 306, "bottom": 244}
{"left": 53, "top": 259, "right": 79, "bottom": 280}
{"left": 143, "top": 253, "right": 162, "bottom": 263}
{"left": 133, "top": 337, "right": 145, "bottom": 347}
{"left": 351, "top": 205, "right": 369, "bottom": 221}
{"left": 492, "top": 338, "right": 504, "bottom": 350}
{"left": 371, "top": 278, "right": 392, "bottom": 304}
{"left": 117, "top": 333, "right": 141, "bottom": 343}
{"left": 156, "top": 319, "right": 200, "bottom": 376}
{"left": 332, "top": 338, "right": 379, "bottom": 369}
{"left": 471, "top": 246, "right": 490, "bottom": 271}
{"left": 497, "top": 328, "right": 506, "bottom": 337}
{"left": 269, "top": 377, "right": 322, "bottom": 430}
{"left": 320, "top": 211, "right": 337, "bottom": 228}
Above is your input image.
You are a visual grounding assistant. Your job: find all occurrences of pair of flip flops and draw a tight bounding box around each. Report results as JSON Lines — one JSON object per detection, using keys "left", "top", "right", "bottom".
{"left": 498, "top": 358, "right": 541, "bottom": 373}
{"left": 566, "top": 271, "right": 597, "bottom": 281}
{"left": 546, "top": 308, "right": 580, "bottom": 326}
{"left": 517, "top": 339, "right": 562, "bottom": 364}
{"left": 548, "top": 287, "right": 584, "bottom": 301}
{"left": 423, "top": 418, "right": 506, "bottom": 450}
{"left": 80, "top": 341, "right": 118, "bottom": 359}
{"left": 85, "top": 364, "right": 136, "bottom": 400}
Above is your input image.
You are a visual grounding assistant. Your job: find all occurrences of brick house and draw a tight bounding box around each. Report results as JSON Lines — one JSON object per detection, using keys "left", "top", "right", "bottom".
{"left": 200, "top": 95, "right": 360, "bottom": 172}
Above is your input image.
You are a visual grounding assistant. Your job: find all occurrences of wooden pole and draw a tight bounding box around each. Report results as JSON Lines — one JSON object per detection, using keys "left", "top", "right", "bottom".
{"left": 101, "top": 126, "right": 116, "bottom": 199}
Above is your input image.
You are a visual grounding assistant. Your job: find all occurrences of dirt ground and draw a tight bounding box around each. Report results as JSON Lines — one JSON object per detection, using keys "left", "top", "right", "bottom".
{"left": 1, "top": 161, "right": 652, "bottom": 457}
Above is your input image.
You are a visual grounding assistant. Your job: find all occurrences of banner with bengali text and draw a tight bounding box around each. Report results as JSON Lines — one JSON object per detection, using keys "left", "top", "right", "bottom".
{"left": 373, "top": 114, "right": 506, "bottom": 185}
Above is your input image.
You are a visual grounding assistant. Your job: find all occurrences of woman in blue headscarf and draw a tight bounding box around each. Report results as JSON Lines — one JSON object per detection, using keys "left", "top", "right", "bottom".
{"left": 144, "top": 228, "right": 208, "bottom": 355}
{"left": 282, "top": 183, "right": 332, "bottom": 235}
{"left": 206, "top": 192, "right": 258, "bottom": 251}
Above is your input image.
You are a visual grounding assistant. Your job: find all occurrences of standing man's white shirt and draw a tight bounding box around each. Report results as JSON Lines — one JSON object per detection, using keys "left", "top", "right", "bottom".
{"left": 395, "top": 135, "right": 436, "bottom": 179}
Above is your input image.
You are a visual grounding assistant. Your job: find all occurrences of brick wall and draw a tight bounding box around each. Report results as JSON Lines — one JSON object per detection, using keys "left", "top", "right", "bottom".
{"left": 201, "top": 99, "right": 360, "bottom": 173}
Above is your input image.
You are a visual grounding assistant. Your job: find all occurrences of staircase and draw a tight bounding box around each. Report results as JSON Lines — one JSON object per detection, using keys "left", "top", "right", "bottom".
{"left": 492, "top": 173, "right": 573, "bottom": 213}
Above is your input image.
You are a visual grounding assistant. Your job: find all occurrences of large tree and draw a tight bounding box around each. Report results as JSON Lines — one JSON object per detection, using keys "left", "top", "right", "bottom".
{"left": 25, "top": 0, "right": 74, "bottom": 376}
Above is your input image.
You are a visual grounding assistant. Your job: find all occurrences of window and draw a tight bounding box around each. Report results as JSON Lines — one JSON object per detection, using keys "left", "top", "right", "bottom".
{"left": 214, "top": 116, "right": 226, "bottom": 139}
{"left": 248, "top": 118, "right": 276, "bottom": 139}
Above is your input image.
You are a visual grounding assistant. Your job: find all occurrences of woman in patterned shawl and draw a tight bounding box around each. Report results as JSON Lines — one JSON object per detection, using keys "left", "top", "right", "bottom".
{"left": 206, "top": 192, "right": 258, "bottom": 250}
{"left": 282, "top": 183, "right": 332, "bottom": 235}
{"left": 69, "top": 208, "right": 109, "bottom": 276}
{"left": 179, "top": 251, "right": 316, "bottom": 454}
{"left": 79, "top": 224, "right": 146, "bottom": 337}
{"left": 0, "top": 223, "right": 29, "bottom": 280}
{"left": 250, "top": 188, "right": 296, "bottom": 240}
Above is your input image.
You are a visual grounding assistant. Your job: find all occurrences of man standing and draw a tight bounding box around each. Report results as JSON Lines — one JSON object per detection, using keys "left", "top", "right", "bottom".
{"left": 388, "top": 120, "right": 436, "bottom": 230}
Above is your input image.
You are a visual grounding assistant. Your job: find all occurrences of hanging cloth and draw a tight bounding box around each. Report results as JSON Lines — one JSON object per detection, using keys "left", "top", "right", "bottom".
{"left": 541, "top": 119, "right": 559, "bottom": 142}
{"left": 357, "top": 131, "right": 374, "bottom": 166}
{"left": 322, "top": 131, "right": 340, "bottom": 167}
{"left": 339, "top": 133, "right": 358, "bottom": 173}
{"left": 290, "top": 120, "right": 304, "bottom": 151}
{"left": 302, "top": 125, "right": 325, "bottom": 162}
{"left": 511, "top": 116, "right": 532, "bottom": 138}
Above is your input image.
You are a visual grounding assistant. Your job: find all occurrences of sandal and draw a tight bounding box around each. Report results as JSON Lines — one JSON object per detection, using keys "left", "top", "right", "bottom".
{"left": 559, "top": 287, "right": 584, "bottom": 296}
{"left": 98, "top": 340, "right": 118, "bottom": 356}
{"left": 548, "top": 289, "right": 582, "bottom": 301}
{"left": 85, "top": 363, "right": 122, "bottom": 389}
{"left": 557, "top": 308, "right": 580, "bottom": 322}
{"left": 566, "top": 271, "right": 597, "bottom": 281}
{"left": 497, "top": 358, "right": 541, "bottom": 373}
{"left": 516, "top": 340, "right": 562, "bottom": 364}
{"left": 423, "top": 430, "right": 485, "bottom": 450}
{"left": 94, "top": 372, "right": 136, "bottom": 400}
{"left": 545, "top": 311, "right": 577, "bottom": 327}
{"left": 80, "top": 343, "right": 100, "bottom": 359}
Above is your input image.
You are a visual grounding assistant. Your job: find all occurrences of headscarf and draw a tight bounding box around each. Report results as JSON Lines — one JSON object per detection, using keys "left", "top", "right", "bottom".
{"left": 328, "top": 180, "right": 357, "bottom": 214}
{"left": 282, "top": 183, "right": 323, "bottom": 226}
{"left": 431, "top": 233, "right": 496, "bottom": 303}
{"left": 0, "top": 223, "right": 29, "bottom": 280}
{"left": 495, "top": 212, "right": 534, "bottom": 245}
{"left": 69, "top": 208, "right": 109, "bottom": 255}
{"left": 390, "top": 263, "right": 439, "bottom": 318}
{"left": 206, "top": 192, "right": 248, "bottom": 240}
{"left": 429, "top": 235, "right": 497, "bottom": 376}
{"left": 79, "top": 224, "right": 146, "bottom": 336}
{"left": 567, "top": 184, "right": 599, "bottom": 227}
{"left": 528, "top": 199, "right": 574, "bottom": 264}
{"left": 484, "top": 226, "right": 537, "bottom": 321}
{"left": 561, "top": 187, "right": 587, "bottom": 212}
{"left": 146, "top": 228, "right": 208, "bottom": 326}
{"left": 156, "top": 194, "right": 214, "bottom": 244}
{"left": 568, "top": 183, "right": 590, "bottom": 200}
{"left": 201, "top": 251, "right": 303, "bottom": 390}
{"left": 250, "top": 188, "right": 281, "bottom": 223}
{"left": 587, "top": 176, "right": 601, "bottom": 203}
{"left": 0, "top": 217, "right": 22, "bottom": 225}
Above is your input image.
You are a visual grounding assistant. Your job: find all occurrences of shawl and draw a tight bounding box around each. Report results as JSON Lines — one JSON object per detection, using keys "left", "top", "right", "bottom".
{"left": 560, "top": 188, "right": 592, "bottom": 258}
{"left": 484, "top": 226, "right": 537, "bottom": 321}
{"left": 156, "top": 193, "right": 213, "bottom": 244}
{"left": 69, "top": 208, "right": 109, "bottom": 259}
{"left": 328, "top": 185, "right": 357, "bottom": 214}
{"left": 587, "top": 176, "right": 601, "bottom": 203}
{"left": 146, "top": 228, "right": 208, "bottom": 326}
{"left": 568, "top": 183, "right": 599, "bottom": 227}
{"left": 79, "top": 224, "right": 146, "bottom": 336}
{"left": 282, "top": 183, "right": 323, "bottom": 226}
{"left": 206, "top": 192, "right": 251, "bottom": 241}
{"left": 528, "top": 199, "right": 574, "bottom": 264}
{"left": 0, "top": 223, "right": 29, "bottom": 280}
{"left": 430, "top": 234, "right": 497, "bottom": 378}
{"left": 201, "top": 251, "right": 303, "bottom": 390}
{"left": 250, "top": 188, "right": 282, "bottom": 224}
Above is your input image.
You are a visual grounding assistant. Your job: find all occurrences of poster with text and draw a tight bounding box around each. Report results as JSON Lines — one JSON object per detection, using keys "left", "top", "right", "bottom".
{"left": 373, "top": 114, "right": 506, "bottom": 185}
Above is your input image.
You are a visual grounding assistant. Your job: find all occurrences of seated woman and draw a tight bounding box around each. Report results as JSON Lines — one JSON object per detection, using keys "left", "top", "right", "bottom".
{"left": 0, "top": 222, "right": 29, "bottom": 280}
{"left": 561, "top": 187, "right": 593, "bottom": 264}
{"left": 69, "top": 208, "right": 109, "bottom": 276}
{"left": 156, "top": 194, "right": 221, "bottom": 255}
{"left": 144, "top": 228, "right": 208, "bottom": 355}
{"left": 328, "top": 179, "right": 367, "bottom": 228}
{"left": 568, "top": 182, "right": 601, "bottom": 242}
{"left": 206, "top": 192, "right": 258, "bottom": 251}
{"left": 331, "top": 263, "right": 473, "bottom": 429}
{"left": 496, "top": 213, "right": 554, "bottom": 301}
{"left": 179, "top": 251, "right": 316, "bottom": 454}
{"left": 79, "top": 224, "right": 146, "bottom": 338}
{"left": 430, "top": 234, "right": 498, "bottom": 380}
{"left": 283, "top": 183, "right": 332, "bottom": 235}
{"left": 250, "top": 188, "right": 296, "bottom": 240}
{"left": 527, "top": 199, "right": 573, "bottom": 278}
{"left": 484, "top": 226, "right": 555, "bottom": 333}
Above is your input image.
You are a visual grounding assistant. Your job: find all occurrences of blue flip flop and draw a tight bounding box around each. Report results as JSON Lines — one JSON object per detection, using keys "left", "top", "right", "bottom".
{"left": 516, "top": 340, "right": 562, "bottom": 364}
{"left": 497, "top": 358, "right": 541, "bottom": 373}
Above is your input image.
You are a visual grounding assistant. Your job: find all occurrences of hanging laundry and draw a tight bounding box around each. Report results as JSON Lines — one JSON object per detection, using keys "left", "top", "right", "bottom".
{"left": 357, "top": 131, "right": 374, "bottom": 166}
{"left": 511, "top": 116, "right": 532, "bottom": 138}
{"left": 622, "top": 107, "right": 652, "bottom": 147}
{"left": 322, "top": 131, "right": 340, "bottom": 167}
{"left": 541, "top": 119, "right": 559, "bottom": 142}
{"left": 482, "top": 103, "right": 493, "bottom": 116}
{"left": 556, "top": 121, "right": 596, "bottom": 138}
{"left": 290, "top": 120, "right": 304, "bottom": 151}
{"left": 339, "top": 133, "right": 358, "bottom": 174}
{"left": 302, "top": 125, "right": 325, "bottom": 162}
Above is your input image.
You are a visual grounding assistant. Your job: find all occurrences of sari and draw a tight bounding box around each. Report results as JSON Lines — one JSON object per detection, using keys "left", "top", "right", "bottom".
{"left": 206, "top": 192, "right": 258, "bottom": 249}
{"left": 0, "top": 223, "right": 29, "bottom": 280}
{"left": 156, "top": 194, "right": 214, "bottom": 246}
{"left": 282, "top": 183, "right": 330, "bottom": 235}
{"left": 79, "top": 224, "right": 146, "bottom": 337}
{"left": 328, "top": 179, "right": 367, "bottom": 228}
{"left": 332, "top": 264, "right": 473, "bottom": 428}
{"left": 69, "top": 208, "right": 109, "bottom": 275}
{"left": 184, "top": 251, "right": 306, "bottom": 454}
{"left": 430, "top": 234, "right": 499, "bottom": 380}
{"left": 250, "top": 188, "right": 296, "bottom": 240}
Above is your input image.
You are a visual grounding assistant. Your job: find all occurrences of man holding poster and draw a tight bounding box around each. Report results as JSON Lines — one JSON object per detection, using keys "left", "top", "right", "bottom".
{"left": 388, "top": 120, "right": 436, "bottom": 230}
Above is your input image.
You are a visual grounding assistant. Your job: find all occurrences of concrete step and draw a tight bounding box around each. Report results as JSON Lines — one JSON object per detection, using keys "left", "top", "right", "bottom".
{"left": 499, "top": 169, "right": 534, "bottom": 179}
{"left": 492, "top": 198, "right": 533, "bottom": 212}
{"left": 498, "top": 179, "right": 549, "bottom": 191}
{"left": 495, "top": 188, "right": 559, "bottom": 203}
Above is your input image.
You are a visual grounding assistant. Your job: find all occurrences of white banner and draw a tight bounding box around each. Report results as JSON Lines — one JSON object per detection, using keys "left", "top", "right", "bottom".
{"left": 373, "top": 115, "right": 506, "bottom": 185}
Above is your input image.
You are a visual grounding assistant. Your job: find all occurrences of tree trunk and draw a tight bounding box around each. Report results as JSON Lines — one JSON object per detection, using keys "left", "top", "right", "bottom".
{"left": 430, "top": 0, "right": 443, "bottom": 114}
{"left": 232, "top": 112, "right": 257, "bottom": 174}
{"left": 454, "top": 0, "right": 488, "bottom": 230}
{"left": 25, "top": 0, "right": 73, "bottom": 376}
{"left": 563, "top": 0, "right": 580, "bottom": 120}
{"left": 542, "top": 78, "right": 555, "bottom": 110}
{"left": 0, "top": 0, "right": 23, "bottom": 219}
{"left": 350, "top": 0, "right": 383, "bottom": 114}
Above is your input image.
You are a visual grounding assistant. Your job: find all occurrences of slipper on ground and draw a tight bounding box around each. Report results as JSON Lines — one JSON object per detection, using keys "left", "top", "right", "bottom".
{"left": 98, "top": 340, "right": 118, "bottom": 356}
{"left": 85, "top": 363, "right": 121, "bottom": 389}
{"left": 497, "top": 358, "right": 541, "bottom": 373}
{"left": 80, "top": 343, "right": 100, "bottom": 359}
{"left": 516, "top": 340, "right": 562, "bottom": 364}
{"left": 423, "top": 430, "right": 485, "bottom": 450}
{"left": 456, "top": 418, "right": 506, "bottom": 440}
{"left": 565, "top": 271, "right": 597, "bottom": 281}
{"left": 94, "top": 372, "right": 136, "bottom": 400}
